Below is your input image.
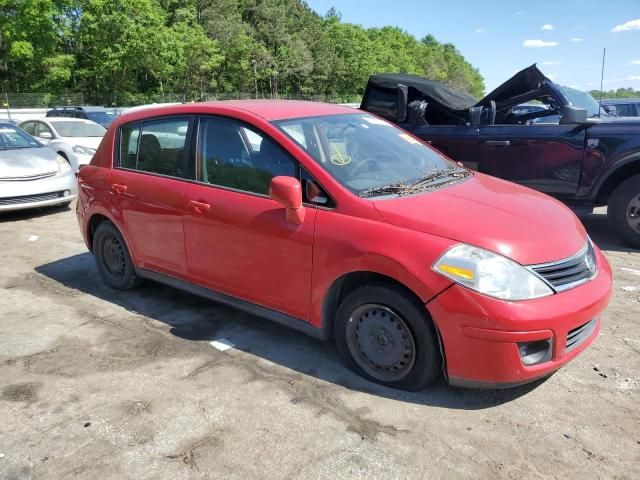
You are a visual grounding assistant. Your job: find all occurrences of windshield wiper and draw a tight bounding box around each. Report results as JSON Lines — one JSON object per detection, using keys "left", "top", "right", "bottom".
{"left": 409, "top": 168, "right": 469, "bottom": 188}
{"left": 359, "top": 182, "right": 415, "bottom": 198}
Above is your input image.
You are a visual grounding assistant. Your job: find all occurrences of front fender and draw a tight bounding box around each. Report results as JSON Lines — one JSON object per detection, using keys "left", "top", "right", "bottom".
{"left": 308, "top": 209, "right": 456, "bottom": 329}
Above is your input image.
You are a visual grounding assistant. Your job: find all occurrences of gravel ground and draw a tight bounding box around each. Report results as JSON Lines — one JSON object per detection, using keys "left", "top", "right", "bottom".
{"left": 0, "top": 205, "right": 639, "bottom": 480}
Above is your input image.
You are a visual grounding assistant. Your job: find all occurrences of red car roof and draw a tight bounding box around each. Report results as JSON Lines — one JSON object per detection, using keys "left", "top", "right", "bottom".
{"left": 121, "top": 100, "right": 358, "bottom": 123}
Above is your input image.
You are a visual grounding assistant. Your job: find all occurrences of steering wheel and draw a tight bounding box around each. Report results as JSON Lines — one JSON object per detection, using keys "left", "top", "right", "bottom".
{"left": 348, "top": 152, "right": 398, "bottom": 178}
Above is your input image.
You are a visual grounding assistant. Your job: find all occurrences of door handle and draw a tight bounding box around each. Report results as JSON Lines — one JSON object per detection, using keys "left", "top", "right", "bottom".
{"left": 484, "top": 140, "right": 511, "bottom": 146}
{"left": 188, "top": 200, "right": 211, "bottom": 214}
{"left": 111, "top": 183, "right": 128, "bottom": 194}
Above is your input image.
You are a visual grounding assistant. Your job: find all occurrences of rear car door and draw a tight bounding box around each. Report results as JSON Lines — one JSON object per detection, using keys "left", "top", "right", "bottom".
{"left": 108, "top": 116, "right": 195, "bottom": 278}
{"left": 182, "top": 115, "right": 317, "bottom": 320}
{"left": 477, "top": 124, "right": 585, "bottom": 198}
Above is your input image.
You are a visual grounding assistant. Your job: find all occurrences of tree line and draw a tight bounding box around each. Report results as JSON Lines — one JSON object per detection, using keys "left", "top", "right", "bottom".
{"left": 0, "top": 0, "right": 485, "bottom": 106}
{"left": 589, "top": 87, "right": 640, "bottom": 100}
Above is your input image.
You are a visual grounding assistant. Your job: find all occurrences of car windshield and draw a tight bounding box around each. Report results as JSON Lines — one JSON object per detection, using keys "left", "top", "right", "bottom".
{"left": 0, "top": 124, "right": 42, "bottom": 150}
{"left": 86, "top": 111, "right": 117, "bottom": 126}
{"left": 558, "top": 85, "right": 602, "bottom": 117}
{"left": 50, "top": 120, "right": 106, "bottom": 137}
{"left": 274, "top": 113, "right": 466, "bottom": 197}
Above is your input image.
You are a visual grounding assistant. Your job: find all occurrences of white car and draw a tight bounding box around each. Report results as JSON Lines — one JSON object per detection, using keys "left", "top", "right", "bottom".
{"left": 0, "top": 121, "right": 77, "bottom": 212}
{"left": 19, "top": 118, "right": 106, "bottom": 172}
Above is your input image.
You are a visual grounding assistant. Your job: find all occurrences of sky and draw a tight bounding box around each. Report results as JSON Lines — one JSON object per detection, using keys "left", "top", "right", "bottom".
{"left": 305, "top": 0, "right": 640, "bottom": 93}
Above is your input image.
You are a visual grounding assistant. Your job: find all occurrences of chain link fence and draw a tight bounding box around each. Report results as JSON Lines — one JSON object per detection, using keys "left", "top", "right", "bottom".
{"left": 1, "top": 92, "right": 85, "bottom": 108}
{"left": 1, "top": 92, "right": 351, "bottom": 109}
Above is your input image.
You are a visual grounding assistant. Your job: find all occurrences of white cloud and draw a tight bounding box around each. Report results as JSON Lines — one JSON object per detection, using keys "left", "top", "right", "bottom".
{"left": 570, "top": 37, "right": 584, "bottom": 42}
{"left": 523, "top": 39, "right": 558, "bottom": 48}
{"left": 612, "top": 19, "right": 640, "bottom": 32}
{"left": 542, "top": 60, "right": 561, "bottom": 65}
{"left": 475, "top": 28, "right": 486, "bottom": 33}
{"left": 541, "top": 24, "right": 554, "bottom": 30}
{"left": 628, "top": 75, "right": 640, "bottom": 81}
{"left": 515, "top": 11, "right": 525, "bottom": 16}
{"left": 631, "top": 60, "right": 640, "bottom": 65}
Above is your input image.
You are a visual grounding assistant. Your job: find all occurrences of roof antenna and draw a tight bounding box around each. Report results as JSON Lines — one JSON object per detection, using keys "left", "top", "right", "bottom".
{"left": 598, "top": 47, "right": 606, "bottom": 117}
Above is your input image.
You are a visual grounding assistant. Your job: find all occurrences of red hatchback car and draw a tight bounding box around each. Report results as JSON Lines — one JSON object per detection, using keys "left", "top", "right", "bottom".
{"left": 76, "top": 101, "right": 612, "bottom": 390}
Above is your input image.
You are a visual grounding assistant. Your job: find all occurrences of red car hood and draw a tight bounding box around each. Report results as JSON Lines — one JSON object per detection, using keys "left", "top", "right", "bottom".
{"left": 373, "top": 173, "right": 587, "bottom": 265}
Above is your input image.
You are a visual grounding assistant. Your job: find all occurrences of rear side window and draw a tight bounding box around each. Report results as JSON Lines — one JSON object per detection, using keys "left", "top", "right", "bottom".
{"left": 613, "top": 103, "right": 634, "bottom": 117}
{"left": 118, "top": 117, "right": 193, "bottom": 179}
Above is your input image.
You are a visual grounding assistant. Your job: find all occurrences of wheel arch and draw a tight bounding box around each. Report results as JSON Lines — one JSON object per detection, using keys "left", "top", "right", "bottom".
{"left": 593, "top": 152, "right": 640, "bottom": 205}
{"left": 322, "top": 271, "right": 434, "bottom": 340}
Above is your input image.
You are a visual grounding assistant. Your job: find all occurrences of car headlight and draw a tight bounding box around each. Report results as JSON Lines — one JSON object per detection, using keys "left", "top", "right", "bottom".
{"left": 433, "top": 243, "right": 553, "bottom": 301}
{"left": 56, "top": 155, "right": 72, "bottom": 174}
{"left": 72, "top": 145, "right": 96, "bottom": 155}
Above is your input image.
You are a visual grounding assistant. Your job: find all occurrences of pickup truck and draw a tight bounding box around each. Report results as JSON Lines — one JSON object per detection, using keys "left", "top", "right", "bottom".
{"left": 361, "top": 65, "right": 640, "bottom": 248}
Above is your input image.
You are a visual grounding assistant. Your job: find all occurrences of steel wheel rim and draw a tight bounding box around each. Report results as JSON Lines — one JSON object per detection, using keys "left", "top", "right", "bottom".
{"left": 345, "top": 303, "right": 416, "bottom": 382}
{"left": 101, "top": 233, "right": 126, "bottom": 279}
{"left": 626, "top": 194, "right": 640, "bottom": 232}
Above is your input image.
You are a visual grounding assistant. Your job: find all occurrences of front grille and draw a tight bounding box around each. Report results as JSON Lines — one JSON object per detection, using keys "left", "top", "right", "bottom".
{"left": 0, "top": 172, "right": 57, "bottom": 182}
{"left": 0, "top": 191, "right": 65, "bottom": 206}
{"left": 566, "top": 317, "right": 599, "bottom": 352}
{"left": 530, "top": 241, "right": 596, "bottom": 292}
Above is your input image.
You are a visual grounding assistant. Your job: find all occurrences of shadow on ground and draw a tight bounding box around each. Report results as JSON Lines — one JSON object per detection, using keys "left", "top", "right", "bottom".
{"left": 35, "top": 252, "right": 552, "bottom": 411}
{"left": 577, "top": 209, "right": 640, "bottom": 254}
{"left": 0, "top": 204, "right": 72, "bottom": 224}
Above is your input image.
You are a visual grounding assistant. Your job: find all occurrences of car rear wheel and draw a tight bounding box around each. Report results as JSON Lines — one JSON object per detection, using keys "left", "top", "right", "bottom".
{"left": 608, "top": 174, "right": 640, "bottom": 249}
{"left": 334, "top": 283, "right": 441, "bottom": 391}
{"left": 93, "top": 221, "right": 143, "bottom": 290}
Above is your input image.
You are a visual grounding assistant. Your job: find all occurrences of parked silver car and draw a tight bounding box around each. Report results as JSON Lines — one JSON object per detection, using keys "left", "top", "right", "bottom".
{"left": 0, "top": 122, "right": 77, "bottom": 212}
{"left": 19, "top": 118, "right": 105, "bottom": 172}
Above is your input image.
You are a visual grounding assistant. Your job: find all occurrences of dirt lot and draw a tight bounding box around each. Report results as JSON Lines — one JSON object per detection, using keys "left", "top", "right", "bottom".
{"left": 0, "top": 205, "right": 639, "bottom": 480}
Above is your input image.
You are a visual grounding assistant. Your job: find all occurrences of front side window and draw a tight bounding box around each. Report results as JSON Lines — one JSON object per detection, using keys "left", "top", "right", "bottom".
{"left": 118, "top": 118, "right": 193, "bottom": 179}
{"left": 199, "top": 117, "right": 295, "bottom": 195}
{"left": 20, "top": 122, "right": 35, "bottom": 135}
{"left": 35, "top": 122, "right": 53, "bottom": 137}
{"left": 274, "top": 113, "right": 464, "bottom": 197}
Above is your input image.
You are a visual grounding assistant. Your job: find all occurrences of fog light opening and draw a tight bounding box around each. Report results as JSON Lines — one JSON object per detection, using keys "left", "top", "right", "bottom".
{"left": 518, "top": 339, "right": 553, "bottom": 366}
{"left": 63, "top": 190, "right": 70, "bottom": 197}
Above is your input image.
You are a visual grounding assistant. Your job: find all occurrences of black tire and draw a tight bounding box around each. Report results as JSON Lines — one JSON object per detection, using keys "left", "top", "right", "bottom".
{"left": 93, "top": 221, "right": 143, "bottom": 290}
{"left": 334, "top": 283, "right": 441, "bottom": 391}
{"left": 608, "top": 174, "right": 640, "bottom": 249}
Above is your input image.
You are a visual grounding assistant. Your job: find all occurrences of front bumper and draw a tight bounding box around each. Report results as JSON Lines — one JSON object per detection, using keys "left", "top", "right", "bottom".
{"left": 0, "top": 171, "right": 78, "bottom": 212}
{"left": 428, "top": 246, "right": 612, "bottom": 388}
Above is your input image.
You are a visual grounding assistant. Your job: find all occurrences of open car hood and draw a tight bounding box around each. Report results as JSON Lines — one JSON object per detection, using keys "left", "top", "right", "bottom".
{"left": 361, "top": 73, "right": 478, "bottom": 121}
{"left": 361, "top": 64, "right": 551, "bottom": 124}
{"left": 475, "top": 64, "right": 551, "bottom": 110}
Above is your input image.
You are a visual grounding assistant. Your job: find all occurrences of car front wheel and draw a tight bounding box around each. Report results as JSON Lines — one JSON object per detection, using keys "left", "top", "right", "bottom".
{"left": 334, "top": 283, "right": 442, "bottom": 391}
{"left": 93, "top": 221, "right": 143, "bottom": 290}
{"left": 608, "top": 174, "right": 640, "bottom": 249}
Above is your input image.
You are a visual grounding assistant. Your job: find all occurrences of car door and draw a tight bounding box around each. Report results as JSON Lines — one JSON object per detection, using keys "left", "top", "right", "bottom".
{"left": 402, "top": 124, "right": 480, "bottom": 169}
{"left": 182, "top": 115, "right": 317, "bottom": 320}
{"left": 477, "top": 123, "right": 585, "bottom": 198}
{"left": 108, "top": 116, "right": 195, "bottom": 278}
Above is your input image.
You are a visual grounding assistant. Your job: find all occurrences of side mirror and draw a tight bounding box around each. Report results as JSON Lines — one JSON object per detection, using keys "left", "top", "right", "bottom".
{"left": 559, "top": 105, "right": 588, "bottom": 124}
{"left": 269, "top": 176, "right": 305, "bottom": 225}
{"left": 39, "top": 131, "right": 52, "bottom": 139}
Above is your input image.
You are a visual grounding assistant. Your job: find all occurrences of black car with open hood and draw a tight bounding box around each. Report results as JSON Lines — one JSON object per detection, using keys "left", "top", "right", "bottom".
{"left": 361, "top": 65, "right": 640, "bottom": 248}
